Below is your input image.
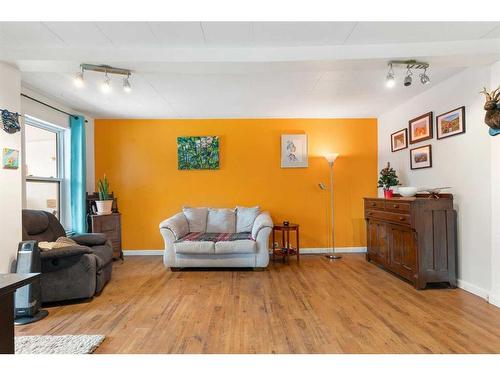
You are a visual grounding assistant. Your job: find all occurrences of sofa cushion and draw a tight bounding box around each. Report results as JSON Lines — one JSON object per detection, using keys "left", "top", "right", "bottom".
{"left": 236, "top": 206, "right": 260, "bottom": 232}
{"left": 174, "top": 241, "right": 215, "bottom": 254}
{"left": 206, "top": 208, "right": 236, "bottom": 233}
{"left": 215, "top": 240, "right": 257, "bottom": 254}
{"left": 182, "top": 207, "right": 208, "bottom": 233}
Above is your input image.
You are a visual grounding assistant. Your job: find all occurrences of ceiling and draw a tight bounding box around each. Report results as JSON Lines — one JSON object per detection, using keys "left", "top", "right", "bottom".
{"left": 1, "top": 22, "right": 500, "bottom": 118}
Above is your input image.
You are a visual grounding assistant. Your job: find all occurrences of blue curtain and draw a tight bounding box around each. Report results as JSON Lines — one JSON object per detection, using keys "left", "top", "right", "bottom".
{"left": 70, "top": 115, "right": 86, "bottom": 234}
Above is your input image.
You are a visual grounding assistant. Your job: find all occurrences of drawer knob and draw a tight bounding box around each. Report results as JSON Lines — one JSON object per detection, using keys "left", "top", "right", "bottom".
{"left": 371, "top": 202, "right": 376, "bottom": 207}
{"left": 368, "top": 212, "right": 373, "bottom": 216}
{"left": 393, "top": 204, "right": 399, "bottom": 208}
{"left": 399, "top": 216, "right": 405, "bottom": 221}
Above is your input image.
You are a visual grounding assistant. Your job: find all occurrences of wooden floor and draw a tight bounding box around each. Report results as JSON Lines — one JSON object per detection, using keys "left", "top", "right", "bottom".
{"left": 15, "top": 254, "right": 500, "bottom": 354}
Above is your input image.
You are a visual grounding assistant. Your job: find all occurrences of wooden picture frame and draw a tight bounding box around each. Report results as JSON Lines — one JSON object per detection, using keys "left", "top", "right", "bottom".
{"left": 436, "top": 106, "right": 466, "bottom": 139}
{"left": 410, "top": 144, "right": 432, "bottom": 170}
{"left": 409, "top": 112, "right": 433, "bottom": 144}
{"left": 391, "top": 128, "right": 408, "bottom": 152}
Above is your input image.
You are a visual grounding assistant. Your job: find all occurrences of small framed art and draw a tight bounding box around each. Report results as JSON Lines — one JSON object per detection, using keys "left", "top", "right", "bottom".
{"left": 2, "top": 148, "right": 19, "bottom": 169}
{"left": 436, "top": 106, "right": 466, "bottom": 139}
{"left": 281, "top": 134, "right": 308, "bottom": 168}
{"left": 391, "top": 128, "right": 408, "bottom": 152}
{"left": 409, "top": 112, "right": 433, "bottom": 144}
{"left": 410, "top": 144, "right": 432, "bottom": 170}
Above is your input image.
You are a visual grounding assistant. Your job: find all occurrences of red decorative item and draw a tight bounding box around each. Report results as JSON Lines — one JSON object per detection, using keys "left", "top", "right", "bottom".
{"left": 384, "top": 189, "right": 394, "bottom": 199}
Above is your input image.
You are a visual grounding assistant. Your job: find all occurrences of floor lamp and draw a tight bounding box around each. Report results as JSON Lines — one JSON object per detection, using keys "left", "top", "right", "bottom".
{"left": 324, "top": 153, "right": 341, "bottom": 260}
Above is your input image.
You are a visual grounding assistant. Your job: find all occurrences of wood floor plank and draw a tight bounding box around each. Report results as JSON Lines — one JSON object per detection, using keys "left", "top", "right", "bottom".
{"left": 15, "top": 254, "right": 500, "bottom": 354}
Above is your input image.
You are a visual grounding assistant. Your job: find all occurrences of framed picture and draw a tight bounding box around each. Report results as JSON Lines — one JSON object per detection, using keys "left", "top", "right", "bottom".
{"left": 409, "top": 112, "right": 433, "bottom": 144}
{"left": 436, "top": 106, "right": 466, "bottom": 139}
{"left": 177, "top": 136, "right": 220, "bottom": 170}
{"left": 391, "top": 128, "right": 408, "bottom": 152}
{"left": 281, "top": 134, "right": 308, "bottom": 168}
{"left": 2, "top": 148, "right": 19, "bottom": 169}
{"left": 410, "top": 144, "right": 432, "bottom": 170}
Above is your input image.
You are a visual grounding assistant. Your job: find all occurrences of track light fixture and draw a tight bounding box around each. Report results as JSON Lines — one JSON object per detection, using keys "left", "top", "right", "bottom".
{"left": 123, "top": 74, "right": 132, "bottom": 93}
{"left": 385, "top": 63, "right": 395, "bottom": 88}
{"left": 404, "top": 68, "right": 413, "bottom": 87}
{"left": 73, "top": 67, "right": 84, "bottom": 88}
{"left": 74, "top": 64, "right": 132, "bottom": 94}
{"left": 385, "top": 60, "right": 430, "bottom": 88}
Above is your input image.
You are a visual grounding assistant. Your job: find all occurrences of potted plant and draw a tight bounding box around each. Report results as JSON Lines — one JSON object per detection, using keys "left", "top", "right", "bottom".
{"left": 96, "top": 175, "right": 113, "bottom": 215}
{"left": 378, "top": 162, "right": 400, "bottom": 198}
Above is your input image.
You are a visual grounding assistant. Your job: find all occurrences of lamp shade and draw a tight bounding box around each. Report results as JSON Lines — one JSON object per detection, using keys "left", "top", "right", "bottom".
{"left": 324, "top": 153, "right": 339, "bottom": 164}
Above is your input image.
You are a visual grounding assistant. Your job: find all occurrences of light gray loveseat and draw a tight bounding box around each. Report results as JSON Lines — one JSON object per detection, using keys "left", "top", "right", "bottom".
{"left": 159, "top": 207, "right": 273, "bottom": 270}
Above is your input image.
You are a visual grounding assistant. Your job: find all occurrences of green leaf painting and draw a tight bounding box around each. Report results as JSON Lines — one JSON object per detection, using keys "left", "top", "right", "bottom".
{"left": 177, "top": 136, "right": 220, "bottom": 170}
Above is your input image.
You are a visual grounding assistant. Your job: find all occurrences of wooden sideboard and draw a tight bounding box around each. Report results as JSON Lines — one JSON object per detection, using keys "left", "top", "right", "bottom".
{"left": 89, "top": 213, "right": 123, "bottom": 260}
{"left": 364, "top": 194, "right": 457, "bottom": 289}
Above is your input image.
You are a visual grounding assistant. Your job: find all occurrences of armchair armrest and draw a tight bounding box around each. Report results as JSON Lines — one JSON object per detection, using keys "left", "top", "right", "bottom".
{"left": 159, "top": 212, "right": 189, "bottom": 240}
{"left": 40, "top": 245, "right": 92, "bottom": 260}
{"left": 70, "top": 233, "right": 108, "bottom": 246}
{"left": 251, "top": 211, "right": 273, "bottom": 240}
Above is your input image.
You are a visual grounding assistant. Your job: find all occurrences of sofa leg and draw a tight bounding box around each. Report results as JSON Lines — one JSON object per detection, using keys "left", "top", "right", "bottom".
{"left": 170, "top": 267, "right": 182, "bottom": 272}
{"left": 253, "top": 267, "right": 266, "bottom": 272}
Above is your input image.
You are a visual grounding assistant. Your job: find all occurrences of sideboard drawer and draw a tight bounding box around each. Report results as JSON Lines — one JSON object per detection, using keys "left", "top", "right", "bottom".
{"left": 366, "top": 210, "right": 411, "bottom": 226}
{"left": 385, "top": 201, "right": 411, "bottom": 213}
{"left": 365, "top": 199, "right": 385, "bottom": 210}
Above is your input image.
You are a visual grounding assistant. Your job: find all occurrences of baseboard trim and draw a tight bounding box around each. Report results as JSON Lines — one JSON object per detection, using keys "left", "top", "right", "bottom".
{"left": 124, "top": 250, "right": 163, "bottom": 256}
{"left": 457, "top": 279, "right": 490, "bottom": 300}
{"left": 300, "top": 247, "right": 367, "bottom": 254}
{"left": 123, "top": 247, "right": 367, "bottom": 257}
{"left": 488, "top": 293, "right": 500, "bottom": 307}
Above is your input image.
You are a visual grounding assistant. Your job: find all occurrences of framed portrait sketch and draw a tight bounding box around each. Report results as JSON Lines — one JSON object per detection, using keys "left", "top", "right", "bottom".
{"left": 281, "top": 134, "right": 308, "bottom": 168}
{"left": 436, "top": 106, "right": 466, "bottom": 139}
{"left": 391, "top": 128, "right": 408, "bottom": 152}
{"left": 409, "top": 112, "right": 433, "bottom": 144}
{"left": 410, "top": 144, "right": 432, "bottom": 170}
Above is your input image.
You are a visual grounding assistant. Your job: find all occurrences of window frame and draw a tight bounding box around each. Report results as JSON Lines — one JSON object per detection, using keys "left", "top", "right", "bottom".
{"left": 24, "top": 115, "right": 66, "bottom": 222}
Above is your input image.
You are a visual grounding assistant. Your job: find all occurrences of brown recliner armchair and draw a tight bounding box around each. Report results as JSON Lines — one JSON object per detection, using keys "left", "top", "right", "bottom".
{"left": 22, "top": 209, "right": 113, "bottom": 303}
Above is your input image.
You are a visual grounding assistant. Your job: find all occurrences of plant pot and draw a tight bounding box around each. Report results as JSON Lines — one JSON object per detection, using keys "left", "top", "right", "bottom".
{"left": 383, "top": 189, "right": 394, "bottom": 199}
{"left": 96, "top": 200, "right": 113, "bottom": 215}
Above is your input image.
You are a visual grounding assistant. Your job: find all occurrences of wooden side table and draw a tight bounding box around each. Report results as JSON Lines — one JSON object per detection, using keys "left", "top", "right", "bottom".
{"left": 89, "top": 213, "right": 123, "bottom": 260}
{"left": 271, "top": 223, "right": 300, "bottom": 263}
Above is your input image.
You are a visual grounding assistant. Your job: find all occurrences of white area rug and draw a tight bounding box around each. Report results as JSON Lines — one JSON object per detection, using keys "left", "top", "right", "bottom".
{"left": 15, "top": 335, "right": 105, "bottom": 354}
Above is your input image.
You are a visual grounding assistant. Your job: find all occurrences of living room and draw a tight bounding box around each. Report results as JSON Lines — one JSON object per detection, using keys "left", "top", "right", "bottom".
{"left": 1, "top": 0, "right": 500, "bottom": 372}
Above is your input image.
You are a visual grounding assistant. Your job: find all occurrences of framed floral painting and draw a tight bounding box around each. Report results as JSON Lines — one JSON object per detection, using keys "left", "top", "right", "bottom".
{"left": 436, "top": 106, "right": 466, "bottom": 139}
{"left": 2, "top": 148, "right": 19, "bottom": 169}
{"left": 281, "top": 134, "right": 308, "bottom": 168}
{"left": 177, "top": 136, "right": 219, "bottom": 170}
{"left": 409, "top": 112, "right": 433, "bottom": 144}
{"left": 391, "top": 128, "right": 408, "bottom": 152}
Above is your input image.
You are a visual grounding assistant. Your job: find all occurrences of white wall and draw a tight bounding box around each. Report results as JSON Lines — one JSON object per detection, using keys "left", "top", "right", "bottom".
{"left": 0, "top": 63, "right": 22, "bottom": 272}
{"left": 489, "top": 61, "right": 500, "bottom": 307}
{"left": 378, "top": 66, "right": 493, "bottom": 296}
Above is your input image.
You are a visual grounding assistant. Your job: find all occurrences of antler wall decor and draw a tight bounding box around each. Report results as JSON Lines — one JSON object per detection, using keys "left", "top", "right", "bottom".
{"left": 479, "top": 85, "right": 500, "bottom": 136}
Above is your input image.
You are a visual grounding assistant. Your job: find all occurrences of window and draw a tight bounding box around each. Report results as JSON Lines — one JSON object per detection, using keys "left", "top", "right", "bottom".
{"left": 24, "top": 116, "right": 65, "bottom": 222}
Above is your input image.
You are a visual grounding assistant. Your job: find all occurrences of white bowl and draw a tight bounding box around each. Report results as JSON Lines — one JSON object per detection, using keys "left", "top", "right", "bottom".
{"left": 398, "top": 186, "right": 418, "bottom": 197}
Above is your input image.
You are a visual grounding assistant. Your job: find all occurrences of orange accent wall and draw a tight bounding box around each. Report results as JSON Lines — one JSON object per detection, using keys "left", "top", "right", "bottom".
{"left": 94, "top": 118, "right": 377, "bottom": 250}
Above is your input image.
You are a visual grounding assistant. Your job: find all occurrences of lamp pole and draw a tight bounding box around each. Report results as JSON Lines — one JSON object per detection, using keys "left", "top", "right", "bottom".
{"left": 324, "top": 154, "right": 341, "bottom": 260}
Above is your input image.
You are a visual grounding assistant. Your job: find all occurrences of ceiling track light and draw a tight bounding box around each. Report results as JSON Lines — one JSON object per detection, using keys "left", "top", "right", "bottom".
{"left": 385, "top": 60, "right": 430, "bottom": 88}
{"left": 74, "top": 63, "right": 132, "bottom": 93}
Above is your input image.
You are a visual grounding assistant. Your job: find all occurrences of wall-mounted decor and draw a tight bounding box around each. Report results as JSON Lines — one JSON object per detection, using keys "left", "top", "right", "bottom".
{"left": 390, "top": 128, "right": 408, "bottom": 152}
{"left": 410, "top": 144, "right": 432, "bottom": 170}
{"left": 177, "top": 136, "right": 220, "bottom": 170}
{"left": 281, "top": 134, "right": 308, "bottom": 168}
{"left": 409, "top": 112, "right": 433, "bottom": 144}
{"left": 2, "top": 148, "right": 19, "bottom": 169}
{"left": 1, "top": 109, "right": 21, "bottom": 134}
{"left": 479, "top": 86, "right": 500, "bottom": 136}
{"left": 436, "top": 106, "right": 466, "bottom": 139}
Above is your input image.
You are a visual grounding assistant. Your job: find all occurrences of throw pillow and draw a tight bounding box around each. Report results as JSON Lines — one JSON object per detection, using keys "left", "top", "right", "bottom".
{"left": 182, "top": 207, "right": 208, "bottom": 233}
{"left": 206, "top": 208, "right": 236, "bottom": 233}
{"left": 236, "top": 206, "right": 260, "bottom": 233}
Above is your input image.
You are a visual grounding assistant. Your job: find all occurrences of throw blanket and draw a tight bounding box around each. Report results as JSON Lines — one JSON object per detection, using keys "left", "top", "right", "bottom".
{"left": 38, "top": 237, "right": 77, "bottom": 251}
{"left": 176, "top": 232, "right": 252, "bottom": 243}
